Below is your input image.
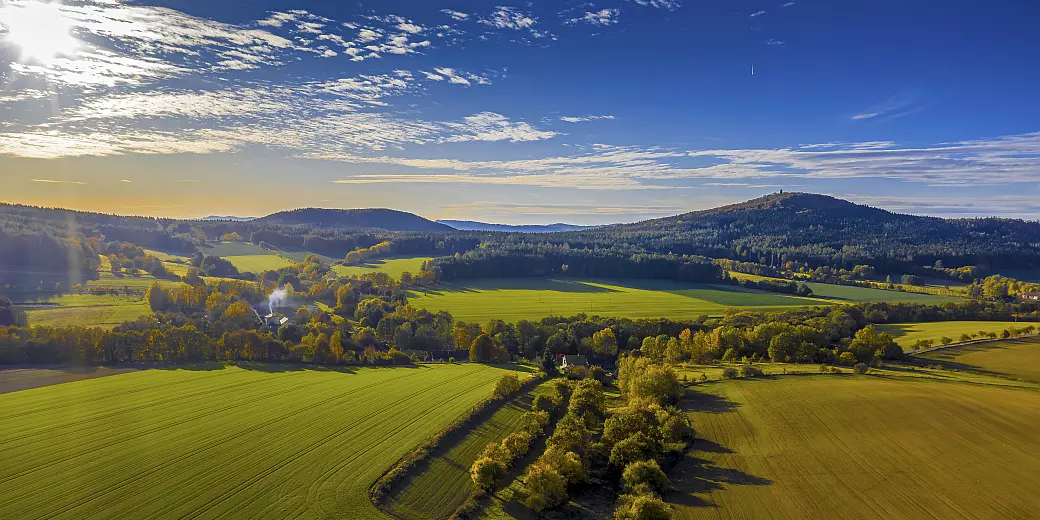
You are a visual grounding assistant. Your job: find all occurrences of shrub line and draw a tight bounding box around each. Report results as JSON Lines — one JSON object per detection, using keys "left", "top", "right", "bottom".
{"left": 368, "top": 372, "right": 544, "bottom": 508}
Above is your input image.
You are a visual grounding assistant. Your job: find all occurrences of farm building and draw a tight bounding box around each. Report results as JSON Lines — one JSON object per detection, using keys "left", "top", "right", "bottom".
{"left": 559, "top": 354, "right": 588, "bottom": 369}
{"left": 264, "top": 314, "right": 289, "bottom": 328}
{"left": 1021, "top": 292, "right": 1040, "bottom": 301}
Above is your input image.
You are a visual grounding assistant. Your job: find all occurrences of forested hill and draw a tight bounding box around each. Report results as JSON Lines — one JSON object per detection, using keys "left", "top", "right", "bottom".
{"left": 254, "top": 208, "right": 452, "bottom": 232}
{"left": 437, "top": 220, "right": 599, "bottom": 233}
{"left": 537, "top": 193, "right": 1040, "bottom": 271}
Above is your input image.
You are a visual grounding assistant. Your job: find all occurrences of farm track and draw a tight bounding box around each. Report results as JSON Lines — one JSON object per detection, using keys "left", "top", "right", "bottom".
{"left": 0, "top": 364, "right": 517, "bottom": 520}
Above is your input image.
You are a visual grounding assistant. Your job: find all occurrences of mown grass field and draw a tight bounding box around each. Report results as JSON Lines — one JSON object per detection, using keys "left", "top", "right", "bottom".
{"left": 671, "top": 375, "right": 1040, "bottom": 519}
{"left": 23, "top": 293, "right": 153, "bottom": 329}
{"left": 407, "top": 278, "right": 824, "bottom": 322}
{"left": 915, "top": 335, "right": 1040, "bottom": 383}
{"left": 386, "top": 379, "right": 554, "bottom": 520}
{"left": 728, "top": 271, "right": 959, "bottom": 303}
{"left": 333, "top": 256, "right": 429, "bottom": 279}
{"left": 0, "top": 363, "right": 525, "bottom": 519}
{"left": 878, "top": 321, "right": 1026, "bottom": 347}
{"left": 223, "top": 254, "right": 295, "bottom": 273}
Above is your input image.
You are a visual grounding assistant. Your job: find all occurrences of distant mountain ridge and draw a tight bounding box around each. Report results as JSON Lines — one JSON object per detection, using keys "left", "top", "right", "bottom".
{"left": 437, "top": 220, "right": 600, "bottom": 233}
{"left": 199, "top": 216, "right": 257, "bottom": 222}
{"left": 569, "top": 192, "right": 1040, "bottom": 268}
{"left": 254, "top": 208, "right": 453, "bottom": 232}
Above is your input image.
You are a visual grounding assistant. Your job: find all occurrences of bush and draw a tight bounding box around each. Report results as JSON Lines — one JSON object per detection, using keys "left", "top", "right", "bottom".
{"left": 566, "top": 365, "right": 588, "bottom": 380}
{"left": 837, "top": 351, "right": 857, "bottom": 366}
{"left": 614, "top": 493, "right": 670, "bottom": 520}
{"left": 471, "top": 457, "right": 506, "bottom": 491}
{"left": 540, "top": 445, "right": 586, "bottom": 484}
{"left": 609, "top": 432, "right": 654, "bottom": 468}
{"left": 587, "top": 365, "right": 607, "bottom": 383}
{"left": 621, "top": 459, "right": 671, "bottom": 493}
{"left": 853, "top": 362, "right": 870, "bottom": 375}
{"left": 502, "top": 431, "right": 534, "bottom": 460}
{"left": 720, "top": 367, "right": 739, "bottom": 379}
{"left": 522, "top": 463, "right": 568, "bottom": 511}
{"left": 493, "top": 372, "right": 522, "bottom": 398}
{"left": 740, "top": 364, "right": 763, "bottom": 377}
{"left": 521, "top": 410, "right": 550, "bottom": 435}
{"left": 532, "top": 395, "right": 554, "bottom": 413}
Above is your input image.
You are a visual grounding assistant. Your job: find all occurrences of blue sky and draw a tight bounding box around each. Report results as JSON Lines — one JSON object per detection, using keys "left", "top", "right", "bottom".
{"left": 1, "top": 0, "right": 1038, "bottom": 223}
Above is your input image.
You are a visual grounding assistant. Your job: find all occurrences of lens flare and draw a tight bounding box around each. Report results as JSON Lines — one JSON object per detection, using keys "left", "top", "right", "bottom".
{"left": 0, "top": 1, "right": 80, "bottom": 64}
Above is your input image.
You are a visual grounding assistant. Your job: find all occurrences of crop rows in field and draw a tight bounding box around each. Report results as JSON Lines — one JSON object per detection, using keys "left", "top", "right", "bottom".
{"left": 0, "top": 364, "right": 522, "bottom": 520}
{"left": 670, "top": 376, "right": 1040, "bottom": 519}
{"left": 406, "top": 278, "right": 823, "bottom": 322}
{"left": 386, "top": 379, "right": 554, "bottom": 520}
{"left": 915, "top": 335, "right": 1040, "bottom": 383}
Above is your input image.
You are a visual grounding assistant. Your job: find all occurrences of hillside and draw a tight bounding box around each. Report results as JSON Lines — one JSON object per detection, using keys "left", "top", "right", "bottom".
{"left": 254, "top": 208, "right": 453, "bottom": 232}
{"left": 437, "top": 220, "right": 598, "bottom": 233}
{"left": 554, "top": 192, "right": 1040, "bottom": 270}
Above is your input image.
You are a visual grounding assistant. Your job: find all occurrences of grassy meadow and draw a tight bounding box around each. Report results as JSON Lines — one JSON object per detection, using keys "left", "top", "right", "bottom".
{"left": 386, "top": 379, "right": 555, "bottom": 520}
{"left": 0, "top": 363, "right": 526, "bottom": 520}
{"left": 878, "top": 321, "right": 1026, "bottom": 347}
{"left": 223, "top": 254, "right": 294, "bottom": 273}
{"left": 671, "top": 375, "right": 1040, "bottom": 519}
{"left": 728, "top": 271, "right": 959, "bottom": 303}
{"left": 23, "top": 293, "right": 153, "bottom": 329}
{"left": 333, "top": 256, "right": 429, "bottom": 279}
{"left": 406, "top": 278, "right": 824, "bottom": 322}
{"left": 915, "top": 336, "right": 1040, "bottom": 383}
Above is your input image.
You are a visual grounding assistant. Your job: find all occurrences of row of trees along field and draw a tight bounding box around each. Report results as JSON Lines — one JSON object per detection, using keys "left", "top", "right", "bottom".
{"left": 3, "top": 250, "right": 1040, "bottom": 365}
{"left": 425, "top": 244, "right": 723, "bottom": 282}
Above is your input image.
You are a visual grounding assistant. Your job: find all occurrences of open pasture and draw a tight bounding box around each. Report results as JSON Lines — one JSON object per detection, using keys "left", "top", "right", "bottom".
{"left": 333, "top": 256, "right": 429, "bottom": 280}
{"left": 22, "top": 293, "right": 152, "bottom": 329}
{"left": 877, "top": 321, "right": 1026, "bottom": 348}
{"left": 407, "top": 278, "right": 822, "bottom": 322}
{"left": 223, "top": 254, "right": 294, "bottom": 273}
{"left": 915, "top": 335, "right": 1040, "bottom": 383}
{"left": 727, "top": 271, "right": 959, "bottom": 304}
{"left": 0, "top": 363, "right": 524, "bottom": 520}
{"left": 671, "top": 375, "right": 1040, "bottom": 519}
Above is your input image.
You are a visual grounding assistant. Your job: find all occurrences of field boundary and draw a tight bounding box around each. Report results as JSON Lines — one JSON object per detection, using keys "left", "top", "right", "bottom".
{"left": 369, "top": 372, "right": 544, "bottom": 514}
{"left": 907, "top": 332, "right": 1040, "bottom": 355}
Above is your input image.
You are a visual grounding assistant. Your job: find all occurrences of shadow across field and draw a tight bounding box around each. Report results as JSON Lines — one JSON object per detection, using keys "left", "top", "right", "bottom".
{"left": 665, "top": 389, "right": 772, "bottom": 510}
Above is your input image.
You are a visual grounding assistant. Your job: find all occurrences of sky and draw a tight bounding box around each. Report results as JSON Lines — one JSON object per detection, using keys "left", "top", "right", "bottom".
{"left": 1, "top": 0, "right": 1038, "bottom": 224}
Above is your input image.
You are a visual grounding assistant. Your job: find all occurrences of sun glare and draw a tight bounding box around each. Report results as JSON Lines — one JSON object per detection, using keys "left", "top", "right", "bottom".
{"left": 0, "top": 1, "right": 79, "bottom": 64}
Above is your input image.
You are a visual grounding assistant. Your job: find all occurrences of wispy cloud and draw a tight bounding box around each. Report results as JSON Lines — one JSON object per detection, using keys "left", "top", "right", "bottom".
{"left": 31, "top": 178, "right": 86, "bottom": 185}
{"left": 783, "top": 2, "right": 797, "bottom": 7}
{"left": 313, "top": 132, "right": 1040, "bottom": 190}
{"left": 850, "top": 93, "right": 922, "bottom": 121}
{"left": 631, "top": 0, "right": 682, "bottom": 9}
{"left": 765, "top": 39, "right": 784, "bottom": 46}
{"left": 568, "top": 9, "right": 620, "bottom": 26}
{"left": 749, "top": 10, "right": 766, "bottom": 17}
{"left": 440, "top": 9, "right": 470, "bottom": 21}
{"left": 560, "top": 115, "right": 616, "bottom": 123}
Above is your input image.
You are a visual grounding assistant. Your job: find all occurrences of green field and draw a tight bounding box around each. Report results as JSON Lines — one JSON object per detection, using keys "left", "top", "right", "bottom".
{"left": 671, "top": 375, "right": 1040, "bottom": 519}
{"left": 728, "top": 271, "right": 959, "bottom": 304}
{"left": 407, "top": 278, "right": 824, "bottom": 322}
{"left": 333, "top": 256, "right": 429, "bottom": 279}
{"left": 801, "top": 281, "right": 955, "bottom": 304}
{"left": 0, "top": 363, "right": 526, "bottom": 519}
{"left": 878, "top": 321, "right": 1026, "bottom": 347}
{"left": 23, "top": 293, "right": 153, "bottom": 328}
{"left": 386, "top": 379, "right": 553, "bottom": 520}
{"left": 916, "top": 336, "right": 1040, "bottom": 383}
{"left": 224, "top": 254, "right": 294, "bottom": 273}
